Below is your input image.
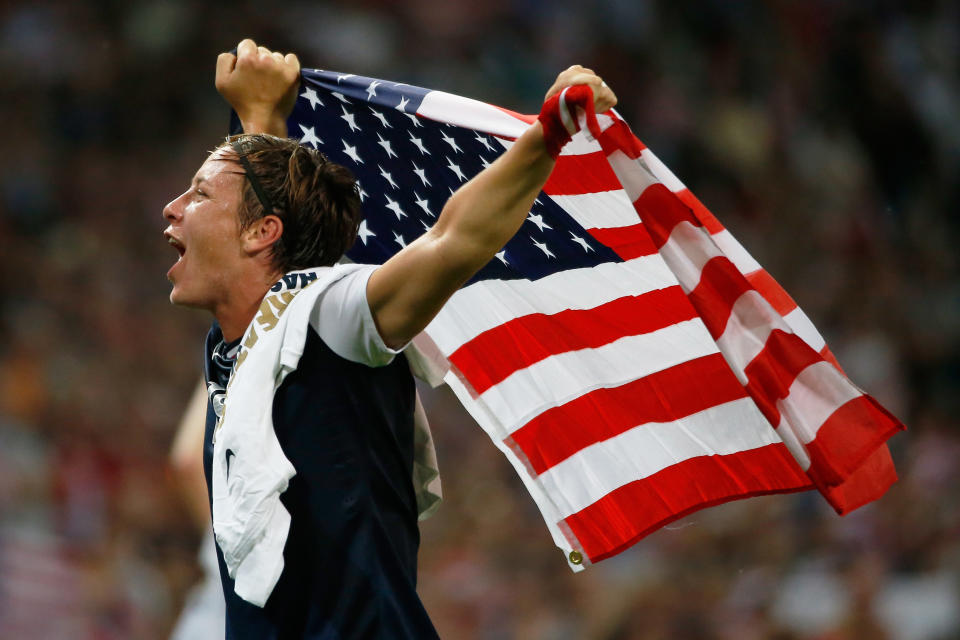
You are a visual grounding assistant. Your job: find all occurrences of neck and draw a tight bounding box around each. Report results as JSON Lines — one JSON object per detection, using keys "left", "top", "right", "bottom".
{"left": 214, "top": 269, "right": 283, "bottom": 342}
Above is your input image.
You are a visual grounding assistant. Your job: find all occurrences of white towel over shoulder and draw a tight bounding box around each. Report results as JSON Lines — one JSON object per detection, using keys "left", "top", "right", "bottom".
{"left": 211, "top": 264, "right": 443, "bottom": 607}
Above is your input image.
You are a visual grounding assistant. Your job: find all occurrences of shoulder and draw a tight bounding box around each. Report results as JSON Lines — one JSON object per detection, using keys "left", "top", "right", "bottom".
{"left": 308, "top": 263, "right": 401, "bottom": 368}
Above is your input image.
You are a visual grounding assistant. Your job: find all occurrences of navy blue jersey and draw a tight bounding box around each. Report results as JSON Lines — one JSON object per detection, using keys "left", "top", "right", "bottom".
{"left": 203, "top": 323, "right": 440, "bottom": 639}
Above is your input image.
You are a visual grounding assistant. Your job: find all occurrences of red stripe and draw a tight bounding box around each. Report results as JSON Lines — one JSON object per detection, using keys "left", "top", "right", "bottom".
{"left": 449, "top": 286, "right": 696, "bottom": 394}
{"left": 633, "top": 184, "right": 702, "bottom": 248}
{"left": 491, "top": 105, "right": 537, "bottom": 125}
{"left": 686, "top": 256, "right": 753, "bottom": 339}
{"left": 742, "top": 330, "right": 823, "bottom": 427}
{"left": 596, "top": 118, "right": 646, "bottom": 159}
{"left": 675, "top": 188, "right": 725, "bottom": 235}
{"left": 587, "top": 223, "right": 657, "bottom": 259}
{"left": 543, "top": 151, "right": 622, "bottom": 195}
{"left": 818, "top": 444, "right": 897, "bottom": 515}
{"left": 744, "top": 269, "right": 797, "bottom": 316}
{"left": 564, "top": 444, "right": 811, "bottom": 562}
{"left": 804, "top": 395, "right": 905, "bottom": 489}
{"left": 510, "top": 353, "right": 747, "bottom": 474}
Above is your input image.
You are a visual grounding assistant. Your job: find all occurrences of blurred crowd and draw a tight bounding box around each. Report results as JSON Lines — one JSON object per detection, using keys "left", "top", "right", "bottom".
{"left": 0, "top": 1, "right": 957, "bottom": 638}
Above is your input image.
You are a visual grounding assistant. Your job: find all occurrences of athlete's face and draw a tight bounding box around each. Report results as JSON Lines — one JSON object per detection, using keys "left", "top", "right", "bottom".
{"left": 163, "top": 148, "right": 246, "bottom": 310}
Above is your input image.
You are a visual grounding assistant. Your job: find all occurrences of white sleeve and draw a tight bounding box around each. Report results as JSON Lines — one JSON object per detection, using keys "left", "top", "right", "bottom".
{"left": 308, "top": 264, "right": 404, "bottom": 367}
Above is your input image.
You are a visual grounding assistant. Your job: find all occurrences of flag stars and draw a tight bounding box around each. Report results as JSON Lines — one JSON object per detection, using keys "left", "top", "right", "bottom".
{"left": 441, "top": 132, "right": 462, "bottom": 153}
{"left": 342, "top": 140, "right": 363, "bottom": 164}
{"left": 366, "top": 79, "right": 382, "bottom": 99}
{"left": 479, "top": 156, "right": 492, "bottom": 169}
{"left": 336, "top": 73, "right": 355, "bottom": 83}
{"left": 570, "top": 232, "right": 595, "bottom": 252}
{"left": 475, "top": 133, "right": 495, "bottom": 152}
{"left": 332, "top": 91, "right": 351, "bottom": 103}
{"left": 298, "top": 125, "right": 322, "bottom": 148}
{"left": 396, "top": 96, "right": 410, "bottom": 112}
{"left": 412, "top": 163, "right": 431, "bottom": 187}
{"left": 378, "top": 165, "right": 398, "bottom": 189}
{"left": 355, "top": 180, "right": 368, "bottom": 202}
{"left": 531, "top": 238, "right": 556, "bottom": 259}
{"left": 495, "top": 250, "right": 509, "bottom": 265}
{"left": 393, "top": 231, "right": 407, "bottom": 248}
{"left": 446, "top": 158, "right": 467, "bottom": 182}
{"left": 404, "top": 112, "right": 422, "bottom": 127}
{"left": 370, "top": 109, "right": 392, "bottom": 128}
{"left": 421, "top": 220, "right": 431, "bottom": 232}
{"left": 357, "top": 219, "right": 375, "bottom": 244}
{"left": 377, "top": 133, "right": 397, "bottom": 158}
{"left": 413, "top": 191, "right": 433, "bottom": 216}
{"left": 527, "top": 213, "right": 552, "bottom": 232}
{"left": 384, "top": 194, "right": 407, "bottom": 220}
{"left": 410, "top": 134, "right": 430, "bottom": 155}
{"left": 340, "top": 106, "right": 360, "bottom": 132}
{"left": 300, "top": 87, "right": 323, "bottom": 110}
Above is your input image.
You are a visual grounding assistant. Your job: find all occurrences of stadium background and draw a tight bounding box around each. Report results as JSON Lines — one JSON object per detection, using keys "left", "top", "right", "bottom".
{"left": 0, "top": 1, "right": 957, "bottom": 638}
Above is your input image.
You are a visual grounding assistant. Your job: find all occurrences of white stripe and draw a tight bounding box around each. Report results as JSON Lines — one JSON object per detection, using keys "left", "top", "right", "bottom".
{"left": 711, "top": 229, "right": 762, "bottom": 275}
{"left": 424, "top": 254, "right": 680, "bottom": 354}
{"left": 777, "top": 361, "right": 862, "bottom": 445}
{"left": 774, "top": 415, "right": 812, "bottom": 471}
{"left": 417, "top": 90, "right": 531, "bottom": 139}
{"left": 539, "top": 397, "right": 781, "bottom": 518}
{"left": 660, "top": 221, "right": 767, "bottom": 294}
{"left": 659, "top": 221, "right": 724, "bottom": 292}
{"left": 639, "top": 148, "right": 685, "bottom": 193}
{"left": 596, "top": 113, "right": 616, "bottom": 132}
{"left": 551, "top": 190, "right": 638, "bottom": 229}
{"left": 715, "top": 290, "right": 791, "bottom": 383}
{"left": 559, "top": 131, "right": 603, "bottom": 156}
{"left": 558, "top": 87, "right": 578, "bottom": 136}
{"left": 496, "top": 127, "right": 601, "bottom": 157}
{"left": 476, "top": 319, "right": 719, "bottom": 434}
{"left": 607, "top": 149, "right": 659, "bottom": 202}
{"left": 783, "top": 307, "right": 826, "bottom": 353}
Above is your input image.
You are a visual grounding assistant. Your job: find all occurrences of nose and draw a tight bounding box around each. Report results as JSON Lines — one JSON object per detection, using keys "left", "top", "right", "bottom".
{"left": 163, "top": 191, "right": 186, "bottom": 222}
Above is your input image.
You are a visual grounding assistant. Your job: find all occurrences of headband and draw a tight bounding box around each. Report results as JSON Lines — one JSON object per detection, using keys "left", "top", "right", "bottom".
{"left": 230, "top": 138, "right": 279, "bottom": 214}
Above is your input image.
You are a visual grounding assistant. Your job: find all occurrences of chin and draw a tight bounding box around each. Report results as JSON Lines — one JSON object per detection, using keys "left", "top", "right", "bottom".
{"left": 169, "top": 286, "right": 203, "bottom": 309}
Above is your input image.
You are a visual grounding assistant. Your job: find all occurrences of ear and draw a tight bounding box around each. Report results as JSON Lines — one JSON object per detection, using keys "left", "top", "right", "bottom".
{"left": 241, "top": 214, "right": 283, "bottom": 255}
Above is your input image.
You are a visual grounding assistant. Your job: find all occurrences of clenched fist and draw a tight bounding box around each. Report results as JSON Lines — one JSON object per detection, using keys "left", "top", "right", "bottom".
{"left": 544, "top": 64, "right": 617, "bottom": 114}
{"left": 215, "top": 38, "right": 301, "bottom": 136}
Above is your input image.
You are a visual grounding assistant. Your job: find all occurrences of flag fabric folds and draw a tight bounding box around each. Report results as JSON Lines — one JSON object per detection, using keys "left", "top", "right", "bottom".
{"left": 265, "top": 68, "right": 904, "bottom": 570}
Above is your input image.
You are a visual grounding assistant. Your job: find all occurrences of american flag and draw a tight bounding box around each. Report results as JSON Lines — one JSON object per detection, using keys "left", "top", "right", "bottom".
{"left": 249, "top": 68, "right": 904, "bottom": 569}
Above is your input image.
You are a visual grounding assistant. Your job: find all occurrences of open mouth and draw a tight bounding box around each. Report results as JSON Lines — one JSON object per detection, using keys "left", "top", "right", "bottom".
{"left": 165, "top": 231, "right": 186, "bottom": 259}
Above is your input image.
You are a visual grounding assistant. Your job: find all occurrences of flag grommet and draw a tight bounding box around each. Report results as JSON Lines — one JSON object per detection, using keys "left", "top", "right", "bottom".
{"left": 568, "top": 550, "right": 583, "bottom": 565}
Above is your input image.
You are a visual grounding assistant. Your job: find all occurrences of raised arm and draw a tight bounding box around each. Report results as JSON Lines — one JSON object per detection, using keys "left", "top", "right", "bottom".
{"left": 368, "top": 66, "right": 616, "bottom": 348}
{"left": 214, "top": 40, "right": 616, "bottom": 349}
{"left": 215, "top": 38, "right": 300, "bottom": 137}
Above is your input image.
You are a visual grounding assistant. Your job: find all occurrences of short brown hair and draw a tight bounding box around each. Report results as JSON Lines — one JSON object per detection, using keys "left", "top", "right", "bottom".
{"left": 220, "top": 133, "right": 362, "bottom": 272}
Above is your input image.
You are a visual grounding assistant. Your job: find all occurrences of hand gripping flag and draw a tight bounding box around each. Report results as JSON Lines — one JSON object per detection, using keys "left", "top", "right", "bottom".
{"left": 248, "top": 68, "right": 905, "bottom": 570}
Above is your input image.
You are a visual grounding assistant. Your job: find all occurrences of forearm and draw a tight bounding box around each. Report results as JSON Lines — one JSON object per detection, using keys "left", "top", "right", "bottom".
{"left": 430, "top": 122, "right": 554, "bottom": 277}
{"left": 238, "top": 112, "right": 289, "bottom": 137}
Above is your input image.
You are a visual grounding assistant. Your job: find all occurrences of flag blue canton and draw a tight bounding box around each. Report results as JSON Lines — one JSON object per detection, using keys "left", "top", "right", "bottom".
{"left": 231, "top": 69, "right": 621, "bottom": 284}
